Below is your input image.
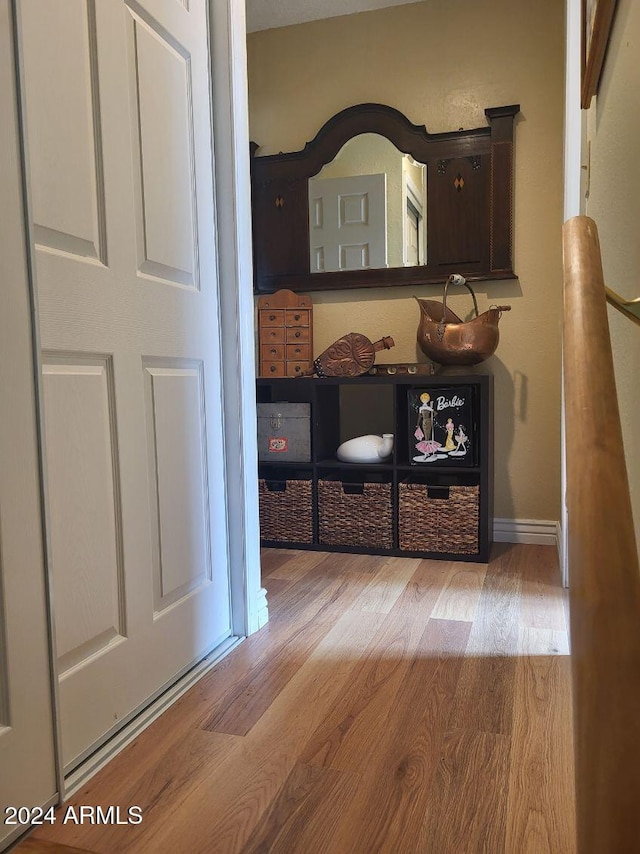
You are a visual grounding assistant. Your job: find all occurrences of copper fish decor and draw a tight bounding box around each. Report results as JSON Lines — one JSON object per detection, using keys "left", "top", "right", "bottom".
{"left": 299, "top": 333, "right": 395, "bottom": 378}
{"left": 415, "top": 274, "right": 511, "bottom": 366}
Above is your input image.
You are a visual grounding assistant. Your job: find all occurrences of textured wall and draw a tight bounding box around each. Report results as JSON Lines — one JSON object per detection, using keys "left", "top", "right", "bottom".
{"left": 248, "top": 0, "right": 565, "bottom": 522}
{"left": 584, "top": 0, "right": 640, "bottom": 549}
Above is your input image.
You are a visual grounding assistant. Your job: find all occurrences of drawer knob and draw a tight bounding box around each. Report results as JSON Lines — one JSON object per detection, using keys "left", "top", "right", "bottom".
{"left": 295, "top": 331, "right": 301, "bottom": 338}
{"left": 269, "top": 314, "right": 276, "bottom": 321}
{"left": 269, "top": 365, "right": 276, "bottom": 373}
{"left": 294, "top": 313, "right": 301, "bottom": 320}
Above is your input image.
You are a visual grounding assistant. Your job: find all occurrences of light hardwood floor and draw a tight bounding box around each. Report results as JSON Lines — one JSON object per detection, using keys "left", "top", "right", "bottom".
{"left": 19, "top": 544, "right": 575, "bottom": 853}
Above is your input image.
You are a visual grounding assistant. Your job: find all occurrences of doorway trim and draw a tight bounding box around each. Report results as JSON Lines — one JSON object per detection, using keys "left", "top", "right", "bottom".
{"left": 207, "top": 0, "right": 267, "bottom": 637}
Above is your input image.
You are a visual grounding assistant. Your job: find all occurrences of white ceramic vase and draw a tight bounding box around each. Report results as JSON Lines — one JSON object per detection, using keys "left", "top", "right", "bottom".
{"left": 336, "top": 433, "right": 394, "bottom": 463}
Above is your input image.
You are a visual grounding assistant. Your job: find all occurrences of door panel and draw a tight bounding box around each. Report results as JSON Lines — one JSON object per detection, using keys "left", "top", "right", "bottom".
{"left": 41, "top": 356, "right": 125, "bottom": 674}
{"left": 19, "top": 0, "right": 232, "bottom": 769}
{"left": 21, "top": 0, "right": 106, "bottom": 263}
{"left": 143, "top": 362, "right": 211, "bottom": 611}
{"left": 126, "top": 4, "right": 199, "bottom": 285}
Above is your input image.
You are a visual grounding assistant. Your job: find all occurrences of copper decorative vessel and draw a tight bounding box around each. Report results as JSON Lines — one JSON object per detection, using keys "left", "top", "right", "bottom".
{"left": 415, "top": 275, "right": 511, "bottom": 366}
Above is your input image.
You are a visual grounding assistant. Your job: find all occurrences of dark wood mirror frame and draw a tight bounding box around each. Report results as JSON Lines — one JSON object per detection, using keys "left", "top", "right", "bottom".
{"left": 250, "top": 103, "right": 520, "bottom": 294}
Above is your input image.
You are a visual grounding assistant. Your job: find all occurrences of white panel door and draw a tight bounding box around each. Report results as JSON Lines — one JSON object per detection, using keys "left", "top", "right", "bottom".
{"left": 18, "top": 0, "right": 232, "bottom": 769}
{"left": 309, "top": 173, "right": 387, "bottom": 272}
{"left": 0, "top": 2, "right": 57, "bottom": 847}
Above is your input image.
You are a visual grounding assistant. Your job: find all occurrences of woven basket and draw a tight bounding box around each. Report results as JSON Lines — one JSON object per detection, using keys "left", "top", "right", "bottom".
{"left": 259, "top": 479, "right": 313, "bottom": 543}
{"left": 318, "top": 479, "right": 392, "bottom": 549}
{"left": 398, "top": 483, "right": 479, "bottom": 554}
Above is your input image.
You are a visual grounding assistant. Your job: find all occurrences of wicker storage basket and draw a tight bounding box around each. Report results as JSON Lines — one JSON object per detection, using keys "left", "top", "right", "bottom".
{"left": 259, "top": 479, "right": 313, "bottom": 543}
{"left": 398, "top": 482, "right": 479, "bottom": 554}
{"left": 318, "top": 479, "right": 392, "bottom": 549}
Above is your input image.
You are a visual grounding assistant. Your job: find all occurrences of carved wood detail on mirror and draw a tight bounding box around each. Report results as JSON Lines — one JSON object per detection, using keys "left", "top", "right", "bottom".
{"left": 250, "top": 103, "right": 519, "bottom": 294}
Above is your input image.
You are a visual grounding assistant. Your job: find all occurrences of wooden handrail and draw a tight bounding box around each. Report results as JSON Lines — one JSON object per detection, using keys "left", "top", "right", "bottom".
{"left": 563, "top": 215, "right": 640, "bottom": 853}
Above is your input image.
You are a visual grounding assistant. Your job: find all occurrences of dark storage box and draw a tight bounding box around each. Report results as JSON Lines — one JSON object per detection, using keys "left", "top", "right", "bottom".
{"left": 258, "top": 402, "right": 311, "bottom": 462}
{"left": 318, "top": 478, "right": 392, "bottom": 550}
{"left": 398, "top": 481, "right": 479, "bottom": 554}
{"left": 259, "top": 478, "right": 313, "bottom": 543}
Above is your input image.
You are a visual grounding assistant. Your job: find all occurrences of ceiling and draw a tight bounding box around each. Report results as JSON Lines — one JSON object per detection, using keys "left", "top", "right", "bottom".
{"left": 245, "top": 0, "right": 424, "bottom": 33}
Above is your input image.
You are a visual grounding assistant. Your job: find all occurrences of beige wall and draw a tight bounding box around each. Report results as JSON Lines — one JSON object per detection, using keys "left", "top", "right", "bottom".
{"left": 247, "top": 0, "right": 566, "bottom": 522}
{"left": 584, "top": 0, "right": 640, "bottom": 548}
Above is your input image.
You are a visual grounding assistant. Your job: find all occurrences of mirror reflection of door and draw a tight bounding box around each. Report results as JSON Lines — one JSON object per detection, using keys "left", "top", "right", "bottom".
{"left": 308, "top": 133, "right": 427, "bottom": 273}
{"left": 309, "top": 172, "right": 387, "bottom": 272}
{"left": 405, "top": 198, "right": 420, "bottom": 266}
{"left": 403, "top": 159, "right": 427, "bottom": 266}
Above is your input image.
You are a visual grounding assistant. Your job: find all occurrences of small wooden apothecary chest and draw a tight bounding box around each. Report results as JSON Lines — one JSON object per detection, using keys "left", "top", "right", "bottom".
{"left": 257, "top": 289, "right": 313, "bottom": 378}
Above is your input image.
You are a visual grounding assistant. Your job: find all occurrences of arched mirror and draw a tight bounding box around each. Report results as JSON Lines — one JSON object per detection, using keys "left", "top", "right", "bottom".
{"left": 308, "top": 133, "right": 427, "bottom": 273}
{"left": 250, "top": 103, "right": 519, "bottom": 294}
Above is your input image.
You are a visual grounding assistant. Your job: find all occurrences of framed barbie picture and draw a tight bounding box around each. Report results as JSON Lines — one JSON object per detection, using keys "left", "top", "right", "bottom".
{"left": 408, "top": 387, "right": 475, "bottom": 466}
{"left": 581, "top": 0, "right": 618, "bottom": 108}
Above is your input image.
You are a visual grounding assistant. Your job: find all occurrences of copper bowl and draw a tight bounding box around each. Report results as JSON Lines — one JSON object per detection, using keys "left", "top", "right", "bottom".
{"left": 415, "top": 278, "right": 511, "bottom": 366}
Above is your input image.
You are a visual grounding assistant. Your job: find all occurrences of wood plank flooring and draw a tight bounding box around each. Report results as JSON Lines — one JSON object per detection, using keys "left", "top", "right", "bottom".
{"left": 18, "top": 544, "right": 575, "bottom": 854}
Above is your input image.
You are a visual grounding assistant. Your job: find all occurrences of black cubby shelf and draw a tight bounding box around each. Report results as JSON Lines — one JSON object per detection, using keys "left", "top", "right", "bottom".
{"left": 256, "top": 373, "right": 493, "bottom": 563}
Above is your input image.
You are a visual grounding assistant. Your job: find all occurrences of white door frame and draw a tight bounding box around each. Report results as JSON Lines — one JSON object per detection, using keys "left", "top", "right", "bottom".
{"left": 561, "top": 0, "right": 584, "bottom": 589}
{"left": 208, "top": 0, "right": 267, "bottom": 636}
{"left": 5, "top": 0, "right": 264, "bottom": 808}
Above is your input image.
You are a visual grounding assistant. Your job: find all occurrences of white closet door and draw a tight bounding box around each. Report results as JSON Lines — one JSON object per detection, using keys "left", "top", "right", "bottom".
{"left": 0, "top": 2, "right": 57, "bottom": 848}
{"left": 19, "top": 0, "right": 232, "bottom": 769}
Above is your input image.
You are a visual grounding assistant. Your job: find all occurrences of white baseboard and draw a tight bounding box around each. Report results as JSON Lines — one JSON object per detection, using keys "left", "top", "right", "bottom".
{"left": 556, "top": 520, "right": 568, "bottom": 586}
{"left": 493, "top": 518, "right": 560, "bottom": 548}
{"left": 247, "top": 586, "right": 269, "bottom": 633}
